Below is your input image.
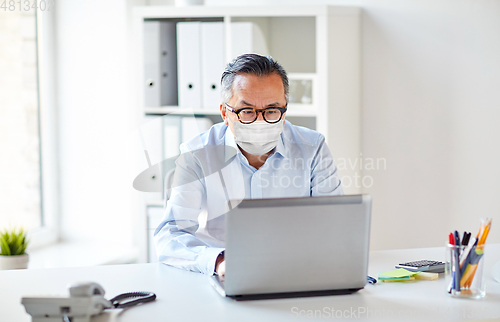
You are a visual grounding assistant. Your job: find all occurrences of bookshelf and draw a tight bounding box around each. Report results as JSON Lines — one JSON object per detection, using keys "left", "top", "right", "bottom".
{"left": 131, "top": 5, "right": 361, "bottom": 262}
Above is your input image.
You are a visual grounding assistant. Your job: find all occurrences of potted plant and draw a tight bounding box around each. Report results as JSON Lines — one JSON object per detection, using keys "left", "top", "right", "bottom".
{"left": 0, "top": 227, "right": 30, "bottom": 270}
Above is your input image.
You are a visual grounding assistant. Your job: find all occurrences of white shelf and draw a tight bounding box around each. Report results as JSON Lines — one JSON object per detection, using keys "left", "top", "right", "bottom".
{"left": 144, "top": 107, "right": 222, "bottom": 116}
{"left": 144, "top": 104, "right": 317, "bottom": 117}
{"left": 134, "top": 5, "right": 359, "bottom": 19}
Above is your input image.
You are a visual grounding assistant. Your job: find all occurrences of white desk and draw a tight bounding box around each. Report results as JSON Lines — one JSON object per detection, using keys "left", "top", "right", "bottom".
{"left": 2, "top": 245, "right": 500, "bottom": 322}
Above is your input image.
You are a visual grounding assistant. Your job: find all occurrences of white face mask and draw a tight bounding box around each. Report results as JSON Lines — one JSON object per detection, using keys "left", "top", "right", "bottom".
{"left": 228, "top": 118, "right": 284, "bottom": 156}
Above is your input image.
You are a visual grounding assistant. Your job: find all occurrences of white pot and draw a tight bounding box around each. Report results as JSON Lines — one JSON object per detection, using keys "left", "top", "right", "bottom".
{"left": 0, "top": 254, "right": 29, "bottom": 270}
{"left": 175, "top": 0, "right": 204, "bottom": 6}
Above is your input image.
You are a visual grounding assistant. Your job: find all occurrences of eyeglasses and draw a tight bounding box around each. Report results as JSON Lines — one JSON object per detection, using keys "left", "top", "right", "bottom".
{"left": 224, "top": 103, "right": 287, "bottom": 124}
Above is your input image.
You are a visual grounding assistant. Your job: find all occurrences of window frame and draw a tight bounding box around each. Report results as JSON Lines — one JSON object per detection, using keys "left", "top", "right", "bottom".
{"left": 28, "top": 7, "right": 59, "bottom": 249}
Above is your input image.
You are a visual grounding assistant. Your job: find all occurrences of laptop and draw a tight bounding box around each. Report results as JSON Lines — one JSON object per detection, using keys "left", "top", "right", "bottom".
{"left": 209, "top": 194, "right": 372, "bottom": 300}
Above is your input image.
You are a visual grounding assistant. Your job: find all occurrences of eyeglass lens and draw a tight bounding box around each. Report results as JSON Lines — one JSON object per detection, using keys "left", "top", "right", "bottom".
{"left": 239, "top": 108, "right": 282, "bottom": 123}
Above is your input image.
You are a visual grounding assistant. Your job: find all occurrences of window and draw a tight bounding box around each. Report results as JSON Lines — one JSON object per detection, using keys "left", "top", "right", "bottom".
{"left": 0, "top": 8, "right": 58, "bottom": 248}
{"left": 0, "top": 9, "right": 41, "bottom": 231}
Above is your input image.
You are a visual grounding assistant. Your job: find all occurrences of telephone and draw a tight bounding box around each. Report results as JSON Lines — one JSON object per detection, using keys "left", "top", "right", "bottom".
{"left": 21, "top": 282, "right": 156, "bottom": 322}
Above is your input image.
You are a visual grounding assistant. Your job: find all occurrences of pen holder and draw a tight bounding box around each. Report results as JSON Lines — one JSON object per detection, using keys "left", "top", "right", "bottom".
{"left": 445, "top": 245, "right": 485, "bottom": 299}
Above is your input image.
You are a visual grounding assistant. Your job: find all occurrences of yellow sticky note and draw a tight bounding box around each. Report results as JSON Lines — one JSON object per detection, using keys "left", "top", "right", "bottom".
{"left": 414, "top": 272, "right": 438, "bottom": 280}
{"left": 378, "top": 268, "right": 416, "bottom": 279}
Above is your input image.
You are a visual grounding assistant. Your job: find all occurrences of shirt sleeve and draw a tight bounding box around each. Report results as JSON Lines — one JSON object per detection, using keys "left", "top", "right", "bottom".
{"left": 153, "top": 147, "right": 224, "bottom": 275}
{"left": 310, "top": 134, "right": 344, "bottom": 196}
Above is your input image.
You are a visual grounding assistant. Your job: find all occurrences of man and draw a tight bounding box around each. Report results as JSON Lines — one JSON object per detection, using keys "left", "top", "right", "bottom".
{"left": 154, "top": 54, "right": 343, "bottom": 276}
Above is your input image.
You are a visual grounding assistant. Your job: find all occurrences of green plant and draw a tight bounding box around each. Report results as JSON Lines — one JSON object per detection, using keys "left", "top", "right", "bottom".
{"left": 0, "top": 228, "right": 29, "bottom": 256}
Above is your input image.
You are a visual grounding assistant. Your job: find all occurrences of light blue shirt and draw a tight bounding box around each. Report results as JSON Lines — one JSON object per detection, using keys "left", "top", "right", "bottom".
{"left": 154, "top": 121, "right": 343, "bottom": 275}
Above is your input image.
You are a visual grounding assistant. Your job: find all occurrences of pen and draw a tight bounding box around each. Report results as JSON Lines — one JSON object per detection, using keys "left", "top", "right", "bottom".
{"left": 454, "top": 230, "right": 461, "bottom": 256}
{"left": 448, "top": 233, "right": 454, "bottom": 245}
{"left": 460, "top": 238, "right": 478, "bottom": 287}
{"left": 475, "top": 220, "right": 486, "bottom": 240}
{"left": 448, "top": 233, "right": 455, "bottom": 292}
{"left": 453, "top": 231, "right": 461, "bottom": 291}
{"left": 462, "top": 232, "right": 470, "bottom": 247}
{"left": 459, "top": 237, "right": 476, "bottom": 272}
{"left": 461, "top": 246, "right": 483, "bottom": 288}
{"left": 478, "top": 219, "right": 492, "bottom": 246}
{"left": 465, "top": 219, "right": 491, "bottom": 287}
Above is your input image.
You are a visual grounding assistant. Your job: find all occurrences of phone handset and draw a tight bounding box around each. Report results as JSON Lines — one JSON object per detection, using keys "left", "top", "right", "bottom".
{"left": 21, "top": 282, "right": 156, "bottom": 322}
{"left": 68, "top": 282, "right": 113, "bottom": 313}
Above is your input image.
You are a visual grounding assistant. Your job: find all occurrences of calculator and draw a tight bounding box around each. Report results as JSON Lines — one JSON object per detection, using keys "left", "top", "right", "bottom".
{"left": 395, "top": 260, "right": 445, "bottom": 273}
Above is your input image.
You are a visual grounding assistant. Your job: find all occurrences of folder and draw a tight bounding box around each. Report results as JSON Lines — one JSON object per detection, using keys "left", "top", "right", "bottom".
{"left": 177, "top": 22, "right": 202, "bottom": 109}
{"left": 230, "top": 22, "right": 269, "bottom": 60}
{"left": 201, "top": 22, "right": 225, "bottom": 111}
{"left": 143, "top": 21, "right": 178, "bottom": 107}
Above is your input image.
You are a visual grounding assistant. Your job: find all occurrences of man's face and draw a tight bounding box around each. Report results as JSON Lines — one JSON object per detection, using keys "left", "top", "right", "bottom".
{"left": 220, "top": 73, "right": 287, "bottom": 134}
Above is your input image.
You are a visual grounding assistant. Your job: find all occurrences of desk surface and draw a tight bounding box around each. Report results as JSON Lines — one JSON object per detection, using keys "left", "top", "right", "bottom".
{"left": 2, "top": 245, "right": 500, "bottom": 322}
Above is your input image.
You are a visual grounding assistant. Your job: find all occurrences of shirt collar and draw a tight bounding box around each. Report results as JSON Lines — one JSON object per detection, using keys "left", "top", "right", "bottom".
{"left": 274, "top": 134, "right": 287, "bottom": 159}
{"left": 224, "top": 126, "right": 240, "bottom": 163}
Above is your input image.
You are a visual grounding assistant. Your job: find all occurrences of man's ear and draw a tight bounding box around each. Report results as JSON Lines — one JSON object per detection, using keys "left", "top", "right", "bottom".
{"left": 220, "top": 104, "right": 228, "bottom": 125}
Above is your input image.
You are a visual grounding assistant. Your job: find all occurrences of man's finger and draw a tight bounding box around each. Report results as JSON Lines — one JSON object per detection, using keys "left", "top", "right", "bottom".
{"left": 218, "top": 260, "right": 226, "bottom": 276}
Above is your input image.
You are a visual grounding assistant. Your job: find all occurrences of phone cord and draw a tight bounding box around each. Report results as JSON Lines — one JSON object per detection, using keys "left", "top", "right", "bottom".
{"left": 108, "top": 291, "right": 156, "bottom": 309}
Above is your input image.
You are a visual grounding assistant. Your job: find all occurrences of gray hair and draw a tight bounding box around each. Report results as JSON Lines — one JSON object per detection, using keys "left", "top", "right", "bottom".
{"left": 220, "top": 54, "right": 289, "bottom": 104}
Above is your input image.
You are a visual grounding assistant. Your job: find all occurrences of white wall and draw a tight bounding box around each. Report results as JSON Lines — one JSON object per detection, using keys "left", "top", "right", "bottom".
{"left": 357, "top": 0, "right": 500, "bottom": 250}
{"left": 55, "top": 0, "right": 500, "bottom": 252}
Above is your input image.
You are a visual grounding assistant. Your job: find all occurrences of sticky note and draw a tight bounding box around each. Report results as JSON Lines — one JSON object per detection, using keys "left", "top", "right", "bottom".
{"left": 378, "top": 268, "right": 416, "bottom": 279}
{"left": 414, "top": 272, "right": 438, "bottom": 281}
{"left": 380, "top": 277, "right": 415, "bottom": 283}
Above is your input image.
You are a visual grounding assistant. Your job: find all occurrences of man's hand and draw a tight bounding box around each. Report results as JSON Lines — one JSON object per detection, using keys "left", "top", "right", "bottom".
{"left": 215, "top": 253, "right": 225, "bottom": 276}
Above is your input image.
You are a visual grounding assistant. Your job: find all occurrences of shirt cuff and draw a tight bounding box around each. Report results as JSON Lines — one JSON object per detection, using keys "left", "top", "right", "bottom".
{"left": 197, "top": 247, "right": 225, "bottom": 275}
